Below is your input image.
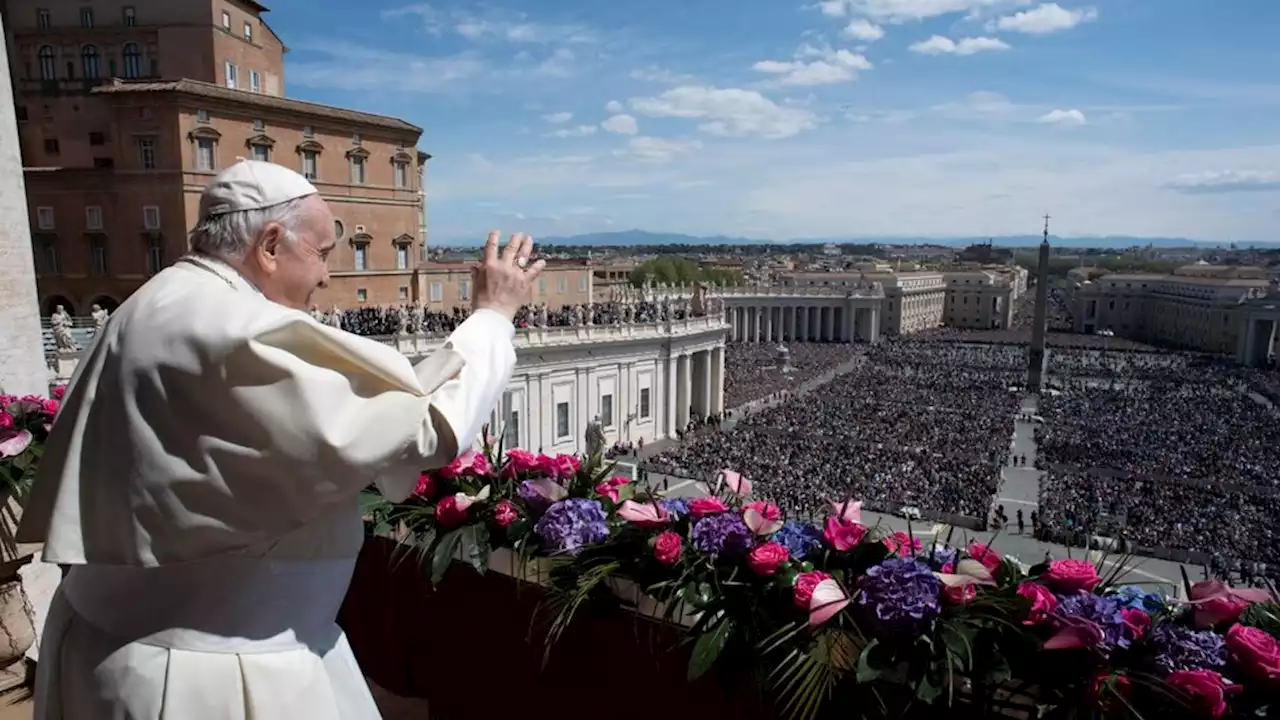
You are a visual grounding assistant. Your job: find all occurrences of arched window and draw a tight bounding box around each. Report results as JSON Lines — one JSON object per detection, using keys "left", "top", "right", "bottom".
{"left": 38, "top": 45, "right": 56, "bottom": 80}
{"left": 81, "top": 45, "right": 100, "bottom": 80}
{"left": 122, "top": 43, "right": 141, "bottom": 79}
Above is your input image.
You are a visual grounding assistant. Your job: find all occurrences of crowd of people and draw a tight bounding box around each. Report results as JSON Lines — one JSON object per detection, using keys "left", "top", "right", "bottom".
{"left": 320, "top": 298, "right": 704, "bottom": 337}
{"left": 722, "top": 343, "right": 858, "bottom": 408}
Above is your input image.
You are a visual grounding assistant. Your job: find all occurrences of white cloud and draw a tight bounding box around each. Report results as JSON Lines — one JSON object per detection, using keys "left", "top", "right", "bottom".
{"left": 629, "top": 66, "right": 696, "bottom": 84}
{"left": 615, "top": 136, "right": 704, "bottom": 163}
{"left": 601, "top": 114, "right": 640, "bottom": 135}
{"left": 931, "top": 91, "right": 1017, "bottom": 119}
{"left": 530, "top": 48, "right": 576, "bottom": 77}
{"left": 543, "top": 111, "right": 573, "bottom": 124}
{"left": 283, "top": 40, "right": 488, "bottom": 93}
{"left": 842, "top": 19, "right": 886, "bottom": 41}
{"left": 453, "top": 16, "right": 596, "bottom": 44}
{"left": 753, "top": 45, "right": 872, "bottom": 86}
{"left": 816, "top": 0, "right": 851, "bottom": 16}
{"left": 1037, "top": 108, "right": 1087, "bottom": 126}
{"left": 629, "top": 85, "right": 819, "bottom": 139}
{"left": 988, "top": 3, "right": 1097, "bottom": 34}
{"left": 816, "top": 0, "right": 1034, "bottom": 23}
{"left": 909, "top": 35, "right": 1010, "bottom": 55}
{"left": 547, "top": 124, "right": 599, "bottom": 138}
{"left": 605, "top": 100, "right": 625, "bottom": 114}
{"left": 1165, "top": 170, "right": 1280, "bottom": 194}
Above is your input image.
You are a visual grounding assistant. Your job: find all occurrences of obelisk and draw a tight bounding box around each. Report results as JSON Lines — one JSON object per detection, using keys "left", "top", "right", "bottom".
{"left": 1027, "top": 215, "right": 1051, "bottom": 391}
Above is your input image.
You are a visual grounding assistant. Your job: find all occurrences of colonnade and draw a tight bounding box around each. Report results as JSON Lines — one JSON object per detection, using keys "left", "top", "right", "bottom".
{"left": 666, "top": 344, "right": 725, "bottom": 432}
{"left": 725, "top": 303, "right": 880, "bottom": 344}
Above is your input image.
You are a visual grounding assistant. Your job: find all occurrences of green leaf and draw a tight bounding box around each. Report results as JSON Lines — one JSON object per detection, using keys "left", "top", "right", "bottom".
{"left": 430, "top": 528, "right": 464, "bottom": 585}
{"left": 856, "top": 638, "right": 883, "bottom": 683}
{"left": 461, "top": 524, "right": 491, "bottom": 575}
{"left": 916, "top": 668, "right": 945, "bottom": 703}
{"left": 983, "top": 654, "right": 1012, "bottom": 685}
{"left": 940, "top": 623, "right": 975, "bottom": 671}
{"left": 1239, "top": 603, "right": 1280, "bottom": 638}
{"left": 687, "top": 617, "right": 733, "bottom": 681}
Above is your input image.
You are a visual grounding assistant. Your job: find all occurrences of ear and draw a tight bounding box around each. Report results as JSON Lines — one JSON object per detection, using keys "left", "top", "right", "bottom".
{"left": 255, "top": 223, "right": 285, "bottom": 270}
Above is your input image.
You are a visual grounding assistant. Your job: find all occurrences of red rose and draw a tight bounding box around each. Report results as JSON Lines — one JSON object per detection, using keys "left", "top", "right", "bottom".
{"left": 435, "top": 495, "right": 468, "bottom": 528}
{"left": 1017, "top": 582, "right": 1057, "bottom": 625}
{"left": 0, "top": 412, "right": 12, "bottom": 431}
{"left": 51, "top": 384, "right": 66, "bottom": 400}
{"left": 594, "top": 475, "right": 631, "bottom": 503}
{"left": 1165, "top": 669, "right": 1239, "bottom": 719}
{"left": 944, "top": 584, "right": 978, "bottom": 604}
{"left": 793, "top": 570, "right": 832, "bottom": 610}
{"left": 538, "top": 453, "right": 580, "bottom": 480}
{"left": 967, "top": 542, "right": 1003, "bottom": 573}
{"left": 1121, "top": 608, "right": 1151, "bottom": 642}
{"left": 688, "top": 497, "right": 729, "bottom": 518}
{"left": 822, "top": 517, "right": 867, "bottom": 551}
{"left": 40, "top": 398, "right": 60, "bottom": 417}
{"left": 1225, "top": 624, "right": 1280, "bottom": 686}
{"left": 501, "top": 449, "right": 541, "bottom": 478}
{"left": 414, "top": 472, "right": 437, "bottom": 499}
{"left": 653, "top": 531, "right": 682, "bottom": 565}
{"left": 492, "top": 499, "right": 520, "bottom": 528}
{"left": 747, "top": 542, "right": 790, "bottom": 577}
{"left": 883, "top": 531, "right": 921, "bottom": 558}
{"left": 439, "top": 449, "right": 491, "bottom": 479}
{"left": 1042, "top": 559, "right": 1101, "bottom": 594}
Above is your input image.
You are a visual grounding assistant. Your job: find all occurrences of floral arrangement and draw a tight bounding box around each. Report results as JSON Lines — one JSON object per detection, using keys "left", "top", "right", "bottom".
{"left": 366, "top": 439, "right": 1280, "bottom": 720}
{"left": 0, "top": 385, "right": 63, "bottom": 497}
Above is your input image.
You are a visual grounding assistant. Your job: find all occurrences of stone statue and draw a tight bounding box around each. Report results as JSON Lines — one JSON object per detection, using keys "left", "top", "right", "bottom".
{"left": 535, "top": 303, "right": 549, "bottom": 327}
{"left": 51, "top": 305, "right": 78, "bottom": 351}
{"left": 584, "top": 415, "right": 606, "bottom": 457}
{"left": 409, "top": 303, "right": 424, "bottom": 334}
{"left": 621, "top": 301, "right": 634, "bottom": 323}
{"left": 395, "top": 306, "right": 410, "bottom": 335}
{"left": 584, "top": 302, "right": 594, "bottom": 326}
{"left": 90, "top": 303, "right": 110, "bottom": 332}
{"left": 326, "top": 305, "right": 343, "bottom": 329}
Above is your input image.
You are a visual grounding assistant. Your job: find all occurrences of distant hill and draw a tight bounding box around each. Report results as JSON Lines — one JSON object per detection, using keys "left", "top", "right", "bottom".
{"left": 536, "top": 229, "right": 768, "bottom": 247}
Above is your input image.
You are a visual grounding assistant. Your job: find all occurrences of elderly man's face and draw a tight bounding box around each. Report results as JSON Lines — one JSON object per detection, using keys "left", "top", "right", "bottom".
{"left": 252, "top": 195, "right": 334, "bottom": 310}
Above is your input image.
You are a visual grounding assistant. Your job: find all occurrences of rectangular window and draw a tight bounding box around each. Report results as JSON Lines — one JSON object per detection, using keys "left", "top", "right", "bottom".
{"left": 123, "top": 6, "right": 136, "bottom": 26}
{"left": 85, "top": 205, "right": 103, "bottom": 230}
{"left": 221, "top": 11, "right": 231, "bottom": 30}
{"left": 37, "top": 9, "right": 51, "bottom": 29}
{"left": 250, "top": 70, "right": 260, "bottom": 93}
{"left": 539, "top": 277, "right": 547, "bottom": 295}
{"left": 252, "top": 118, "right": 264, "bottom": 131}
{"left": 394, "top": 162, "right": 408, "bottom": 189}
{"left": 398, "top": 286, "right": 408, "bottom": 300}
{"left": 146, "top": 237, "right": 163, "bottom": 275}
{"left": 356, "top": 288, "right": 367, "bottom": 302}
{"left": 459, "top": 279, "right": 471, "bottom": 301}
{"left": 503, "top": 392, "right": 520, "bottom": 449}
{"left": 396, "top": 245, "right": 408, "bottom": 270}
{"left": 243, "top": 21, "right": 253, "bottom": 41}
{"left": 224, "top": 61, "right": 237, "bottom": 89}
{"left": 36, "top": 206, "right": 55, "bottom": 230}
{"left": 301, "top": 150, "right": 318, "bottom": 180}
{"left": 89, "top": 237, "right": 107, "bottom": 275}
{"left": 352, "top": 133, "right": 363, "bottom": 145}
{"left": 93, "top": 157, "right": 114, "bottom": 169}
{"left": 429, "top": 282, "right": 442, "bottom": 302}
{"left": 41, "top": 240, "right": 59, "bottom": 274}
{"left": 196, "top": 138, "right": 215, "bottom": 171}
{"left": 639, "top": 387, "right": 651, "bottom": 419}
{"left": 349, "top": 156, "right": 365, "bottom": 184}
{"left": 251, "top": 144, "right": 268, "bottom": 162}
{"left": 88, "top": 131, "right": 105, "bottom": 145}
{"left": 80, "top": 7, "right": 94, "bottom": 28}
{"left": 142, "top": 205, "right": 160, "bottom": 230}
{"left": 16, "top": 106, "right": 27, "bottom": 123}
{"left": 555, "top": 402, "right": 570, "bottom": 439}
{"left": 557, "top": 277, "right": 567, "bottom": 293}
{"left": 353, "top": 245, "right": 367, "bottom": 271}
{"left": 578, "top": 275, "right": 588, "bottom": 292}
{"left": 600, "top": 394, "right": 613, "bottom": 428}
{"left": 43, "top": 138, "right": 60, "bottom": 155}
{"left": 197, "top": 109, "right": 209, "bottom": 123}
{"left": 303, "top": 125, "right": 314, "bottom": 137}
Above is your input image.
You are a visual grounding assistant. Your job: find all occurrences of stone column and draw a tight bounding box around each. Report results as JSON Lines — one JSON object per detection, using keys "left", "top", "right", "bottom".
{"left": 823, "top": 307, "right": 834, "bottom": 342}
{"left": 868, "top": 307, "right": 880, "bottom": 344}
{"left": 764, "top": 306, "right": 773, "bottom": 343}
{"left": 676, "top": 353, "right": 691, "bottom": 429}
{"left": 665, "top": 354, "right": 678, "bottom": 436}
{"left": 0, "top": 15, "right": 47, "bottom": 399}
{"left": 699, "top": 350, "right": 712, "bottom": 419}
{"left": 711, "top": 345, "right": 725, "bottom": 414}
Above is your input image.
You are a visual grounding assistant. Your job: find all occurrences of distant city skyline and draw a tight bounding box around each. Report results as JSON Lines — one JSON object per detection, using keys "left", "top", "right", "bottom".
{"left": 269, "top": 0, "right": 1280, "bottom": 243}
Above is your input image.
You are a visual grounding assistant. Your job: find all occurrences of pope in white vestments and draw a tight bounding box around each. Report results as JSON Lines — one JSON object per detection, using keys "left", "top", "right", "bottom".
{"left": 17, "top": 160, "right": 547, "bottom": 719}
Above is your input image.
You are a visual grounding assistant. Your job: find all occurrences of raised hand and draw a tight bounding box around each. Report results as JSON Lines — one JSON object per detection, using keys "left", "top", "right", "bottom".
{"left": 472, "top": 231, "right": 546, "bottom": 322}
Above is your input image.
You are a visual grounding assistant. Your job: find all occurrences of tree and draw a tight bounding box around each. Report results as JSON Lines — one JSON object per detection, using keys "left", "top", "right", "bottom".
{"left": 629, "top": 255, "right": 742, "bottom": 287}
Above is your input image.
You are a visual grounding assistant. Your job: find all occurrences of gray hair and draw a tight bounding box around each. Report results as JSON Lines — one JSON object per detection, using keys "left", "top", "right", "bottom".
{"left": 187, "top": 197, "right": 309, "bottom": 261}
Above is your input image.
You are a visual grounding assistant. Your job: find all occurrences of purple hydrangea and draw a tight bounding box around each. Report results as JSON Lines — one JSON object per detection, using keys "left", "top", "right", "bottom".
{"left": 774, "top": 521, "right": 823, "bottom": 560}
{"left": 1057, "top": 593, "right": 1131, "bottom": 652}
{"left": 534, "top": 498, "right": 609, "bottom": 555}
{"left": 692, "top": 512, "right": 753, "bottom": 556}
{"left": 660, "top": 498, "right": 692, "bottom": 520}
{"left": 856, "top": 558, "right": 942, "bottom": 636}
{"left": 517, "top": 480, "right": 557, "bottom": 516}
{"left": 928, "top": 545, "right": 958, "bottom": 569}
{"left": 1149, "top": 624, "right": 1227, "bottom": 674}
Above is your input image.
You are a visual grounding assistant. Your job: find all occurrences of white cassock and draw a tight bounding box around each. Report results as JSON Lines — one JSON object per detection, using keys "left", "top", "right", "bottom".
{"left": 17, "top": 254, "right": 516, "bottom": 719}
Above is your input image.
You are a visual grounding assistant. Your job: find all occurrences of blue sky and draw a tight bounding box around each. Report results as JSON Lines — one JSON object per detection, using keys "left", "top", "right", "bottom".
{"left": 266, "top": 0, "right": 1280, "bottom": 244}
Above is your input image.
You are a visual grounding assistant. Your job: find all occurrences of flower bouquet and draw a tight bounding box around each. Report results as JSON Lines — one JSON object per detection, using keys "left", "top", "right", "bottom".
{"left": 0, "top": 385, "right": 63, "bottom": 498}
{"left": 365, "top": 439, "right": 1280, "bottom": 720}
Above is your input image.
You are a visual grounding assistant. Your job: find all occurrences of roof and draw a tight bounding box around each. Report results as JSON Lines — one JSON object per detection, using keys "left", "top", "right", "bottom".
{"left": 92, "top": 79, "right": 422, "bottom": 135}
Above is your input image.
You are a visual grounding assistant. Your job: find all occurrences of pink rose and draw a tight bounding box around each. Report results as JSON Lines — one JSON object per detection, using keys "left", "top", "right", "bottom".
{"left": 40, "top": 398, "right": 59, "bottom": 417}
{"left": 940, "top": 562, "right": 954, "bottom": 574}
{"left": 793, "top": 570, "right": 832, "bottom": 610}
{"left": 493, "top": 499, "right": 520, "bottom": 528}
{"left": 747, "top": 542, "right": 790, "bottom": 577}
{"left": 593, "top": 475, "right": 631, "bottom": 503}
{"left": 501, "top": 448, "right": 541, "bottom": 478}
{"left": 822, "top": 517, "right": 867, "bottom": 551}
{"left": 414, "top": 472, "right": 437, "bottom": 499}
{"left": 616, "top": 500, "right": 671, "bottom": 528}
{"left": 538, "top": 453, "right": 580, "bottom": 480}
{"left": 1042, "top": 559, "right": 1101, "bottom": 594}
{"left": 435, "top": 495, "right": 468, "bottom": 528}
{"left": 1121, "top": 608, "right": 1151, "bottom": 642}
{"left": 1189, "top": 579, "right": 1274, "bottom": 629}
{"left": 653, "top": 531, "right": 682, "bottom": 565}
{"left": 883, "top": 531, "right": 922, "bottom": 558}
{"left": 688, "top": 497, "right": 729, "bottom": 518}
{"left": 439, "top": 449, "right": 491, "bottom": 480}
{"left": 1165, "top": 669, "right": 1239, "bottom": 719}
{"left": 1017, "top": 582, "right": 1057, "bottom": 625}
{"left": 52, "top": 384, "right": 66, "bottom": 400}
{"left": 944, "top": 583, "right": 978, "bottom": 604}
{"left": 1225, "top": 624, "right": 1280, "bottom": 686}
{"left": 966, "top": 542, "right": 1003, "bottom": 573}
{"left": 743, "top": 501, "right": 783, "bottom": 535}
{"left": 0, "top": 412, "right": 12, "bottom": 430}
